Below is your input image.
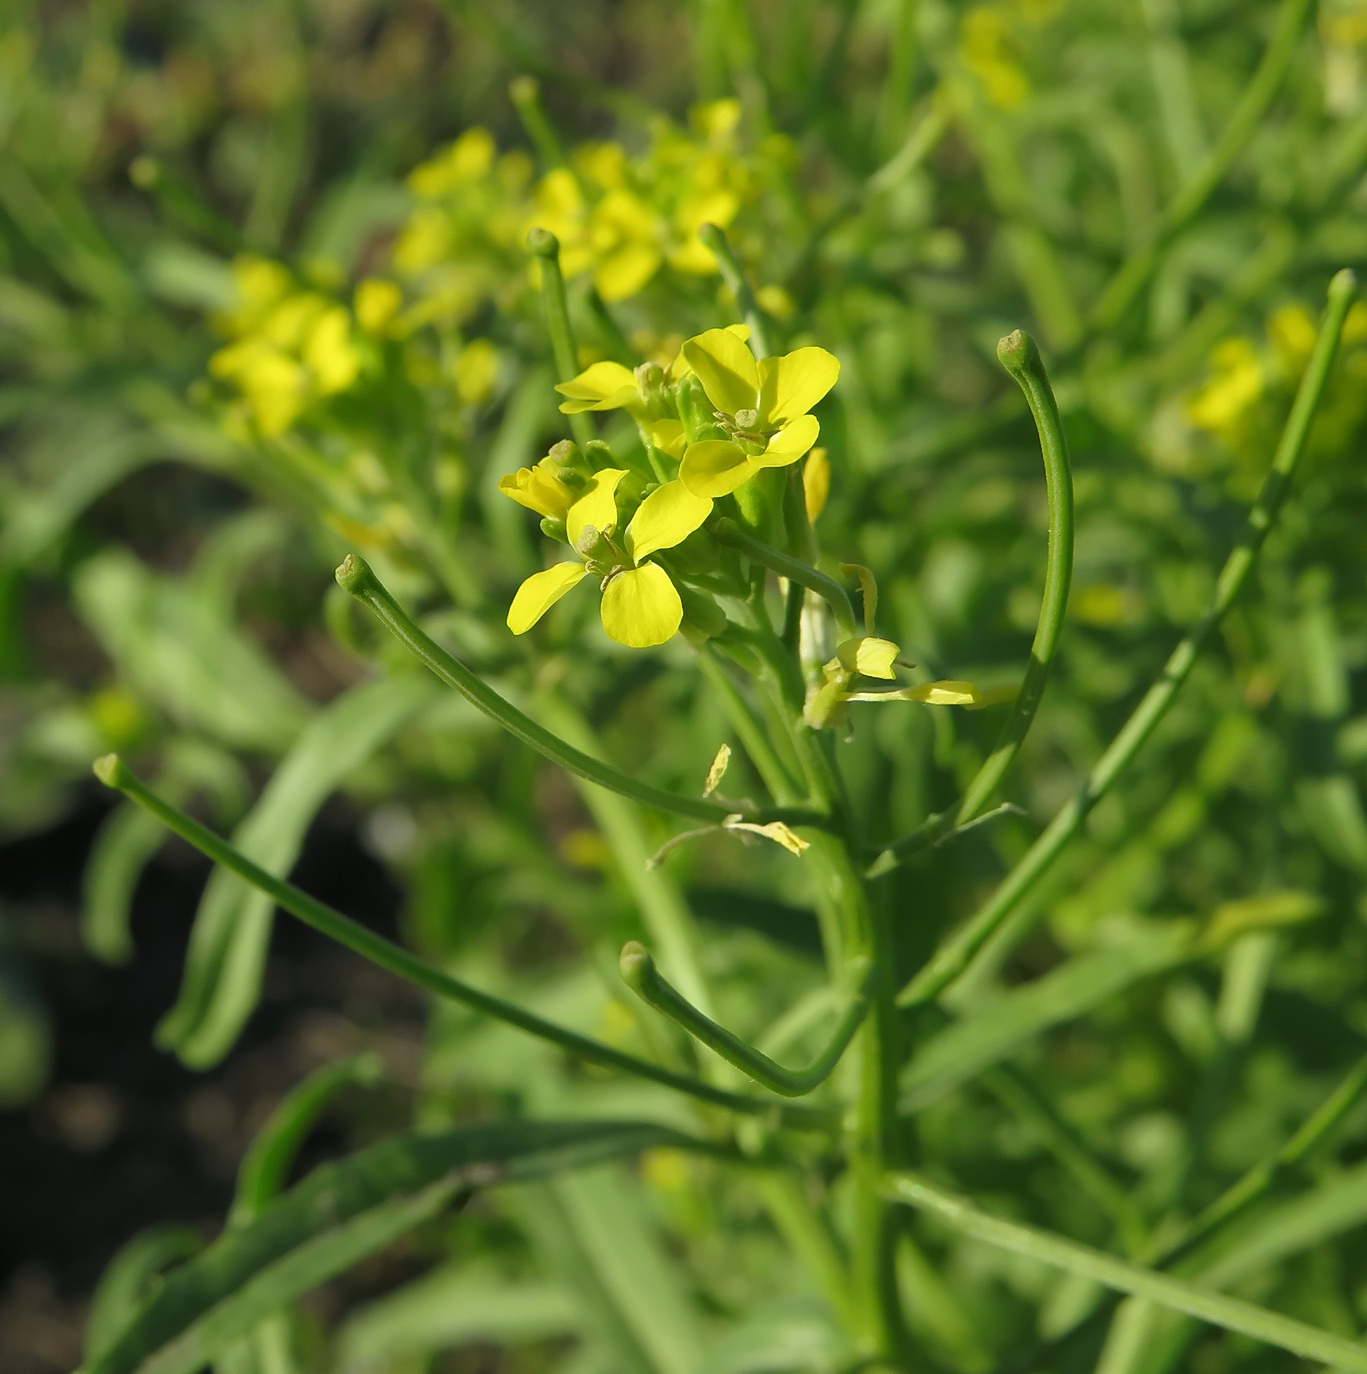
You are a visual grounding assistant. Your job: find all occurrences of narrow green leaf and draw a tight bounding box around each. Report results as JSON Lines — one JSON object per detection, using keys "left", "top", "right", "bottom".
{"left": 82, "top": 1120, "right": 703, "bottom": 1374}
{"left": 85, "top": 1226, "right": 202, "bottom": 1363}
{"left": 231, "top": 1054, "right": 383, "bottom": 1226}
{"left": 157, "top": 675, "right": 434, "bottom": 1067}
{"left": 73, "top": 548, "right": 311, "bottom": 753}
{"left": 900, "top": 930, "right": 1193, "bottom": 1111}
{"left": 885, "top": 1172, "right": 1367, "bottom": 1370}
{"left": 335, "top": 1266, "right": 580, "bottom": 1368}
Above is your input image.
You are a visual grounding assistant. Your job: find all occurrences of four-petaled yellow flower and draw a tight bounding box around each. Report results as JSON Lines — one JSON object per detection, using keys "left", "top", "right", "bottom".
{"left": 677, "top": 329, "right": 840, "bottom": 498}
{"left": 507, "top": 474, "right": 712, "bottom": 648}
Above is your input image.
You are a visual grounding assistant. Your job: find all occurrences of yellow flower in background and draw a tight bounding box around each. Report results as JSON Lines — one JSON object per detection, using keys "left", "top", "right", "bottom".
{"left": 355, "top": 279, "right": 402, "bottom": 334}
{"left": 960, "top": 6, "right": 1030, "bottom": 108}
{"left": 507, "top": 472, "right": 712, "bottom": 648}
{"left": 678, "top": 328, "right": 840, "bottom": 497}
{"left": 453, "top": 338, "right": 499, "bottom": 405}
{"left": 1187, "top": 338, "right": 1264, "bottom": 436}
{"left": 209, "top": 259, "right": 364, "bottom": 435}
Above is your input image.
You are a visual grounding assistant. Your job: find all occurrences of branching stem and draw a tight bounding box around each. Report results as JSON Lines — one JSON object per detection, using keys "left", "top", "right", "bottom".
{"left": 92, "top": 755, "right": 837, "bottom": 1131}
{"left": 898, "top": 269, "right": 1356, "bottom": 1008}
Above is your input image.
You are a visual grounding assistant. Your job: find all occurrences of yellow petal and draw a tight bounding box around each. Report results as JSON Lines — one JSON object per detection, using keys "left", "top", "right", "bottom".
{"left": 556, "top": 361, "right": 639, "bottom": 414}
{"left": 757, "top": 346, "right": 841, "bottom": 426}
{"left": 804, "top": 447, "right": 830, "bottom": 520}
{"left": 507, "top": 563, "right": 588, "bottom": 634}
{"left": 725, "top": 818, "right": 810, "bottom": 857}
{"left": 681, "top": 327, "right": 759, "bottom": 417}
{"left": 626, "top": 481, "right": 713, "bottom": 562}
{"left": 754, "top": 413, "right": 819, "bottom": 469}
{"left": 566, "top": 468, "right": 628, "bottom": 547}
{"left": 648, "top": 419, "right": 686, "bottom": 460}
{"left": 704, "top": 743, "right": 731, "bottom": 796}
{"left": 600, "top": 564, "right": 682, "bottom": 648}
{"left": 836, "top": 636, "right": 900, "bottom": 680}
{"left": 679, "top": 440, "right": 755, "bottom": 498}
{"left": 594, "top": 243, "right": 662, "bottom": 302}
{"left": 498, "top": 462, "right": 576, "bottom": 521}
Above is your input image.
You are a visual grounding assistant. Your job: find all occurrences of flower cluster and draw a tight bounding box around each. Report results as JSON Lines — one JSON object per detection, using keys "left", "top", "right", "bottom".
{"left": 500, "top": 327, "right": 838, "bottom": 649}
{"left": 395, "top": 99, "right": 777, "bottom": 317}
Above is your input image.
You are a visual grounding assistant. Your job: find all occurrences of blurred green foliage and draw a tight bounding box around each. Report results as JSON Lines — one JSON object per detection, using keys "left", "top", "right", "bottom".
{"left": 6, "top": 0, "right": 1367, "bottom": 1371}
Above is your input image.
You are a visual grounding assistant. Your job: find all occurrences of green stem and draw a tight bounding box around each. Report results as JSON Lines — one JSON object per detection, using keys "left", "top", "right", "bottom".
{"left": 337, "top": 555, "right": 822, "bottom": 828}
{"left": 714, "top": 519, "right": 859, "bottom": 640}
{"left": 1088, "top": 0, "right": 1315, "bottom": 333}
{"left": 1159, "top": 1048, "right": 1367, "bottom": 1269}
{"left": 699, "top": 222, "right": 770, "bottom": 357}
{"left": 883, "top": 1172, "right": 1367, "bottom": 1371}
{"left": 990, "top": 1045, "right": 1367, "bottom": 1372}
{"left": 897, "top": 269, "right": 1356, "bottom": 1008}
{"left": 697, "top": 646, "right": 805, "bottom": 803}
{"left": 870, "top": 330, "right": 1072, "bottom": 873}
{"left": 620, "top": 943, "right": 870, "bottom": 1097}
{"left": 527, "top": 228, "right": 595, "bottom": 449}
{"left": 93, "top": 756, "right": 835, "bottom": 1131}
{"left": 509, "top": 75, "right": 568, "bottom": 169}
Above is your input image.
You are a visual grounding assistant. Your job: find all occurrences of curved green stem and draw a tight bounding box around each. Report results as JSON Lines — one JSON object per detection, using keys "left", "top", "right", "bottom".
{"left": 1088, "top": 0, "right": 1314, "bottom": 334}
{"left": 93, "top": 756, "right": 835, "bottom": 1131}
{"left": 337, "top": 555, "right": 822, "bottom": 828}
{"left": 527, "top": 228, "right": 595, "bottom": 449}
{"left": 699, "top": 222, "right": 770, "bottom": 357}
{"left": 713, "top": 519, "right": 859, "bottom": 640}
{"left": 870, "top": 331, "right": 1073, "bottom": 875}
{"left": 620, "top": 942, "right": 871, "bottom": 1097}
{"left": 897, "top": 269, "right": 1357, "bottom": 1008}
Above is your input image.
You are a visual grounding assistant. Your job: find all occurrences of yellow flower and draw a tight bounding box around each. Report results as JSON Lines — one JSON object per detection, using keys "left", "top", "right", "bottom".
{"left": 507, "top": 473, "right": 712, "bottom": 648}
{"left": 454, "top": 338, "right": 498, "bottom": 405}
{"left": 677, "top": 329, "right": 840, "bottom": 498}
{"left": 555, "top": 360, "right": 643, "bottom": 415}
{"left": 355, "top": 279, "right": 402, "bottom": 334}
{"left": 498, "top": 446, "right": 582, "bottom": 521}
{"left": 1188, "top": 338, "right": 1263, "bottom": 435}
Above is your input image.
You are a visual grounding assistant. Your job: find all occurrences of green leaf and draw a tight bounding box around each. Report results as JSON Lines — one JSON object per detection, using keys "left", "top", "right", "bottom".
{"left": 85, "top": 1226, "right": 202, "bottom": 1363}
{"left": 72, "top": 548, "right": 311, "bottom": 754}
{"left": 885, "top": 1171, "right": 1367, "bottom": 1370}
{"left": 157, "top": 674, "right": 435, "bottom": 1067}
{"left": 82, "top": 1120, "right": 699, "bottom": 1374}
{"left": 900, "top": 930, "right": 1193, "bottom": 1111}
{"left": 334, "top": 1265, "right": 580, "bottom": 1368}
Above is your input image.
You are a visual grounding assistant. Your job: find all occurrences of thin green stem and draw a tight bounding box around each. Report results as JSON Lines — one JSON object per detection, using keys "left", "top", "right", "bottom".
{"left": 1088, "top": 0, "right": 1315, "bottom": 334}
{"left": 697, "top": 646, "right": 805, "bottom": 804}
{"left": 1160, "top": 1047, "right": 1367, "bottom": 1269}
{"left": 714, "top": 519, "right": 859, "bottom": 640}
{"left": 620, "top": 942, "right": 871, "bottom": 1097}
{"left": 989, "top": 1043, "right": 1367, "bottom": 1374}
{"left": 508, "top": 75, "right": 568, "bottom": 169}
{"left": 883, "top": 1172, "right": 1367, "bottom": 1371}
{"left": 897, "top": 269, "right": 1356, "bottom": 1008}
{"left": 527, "top": 228, "right": 595, "bottom": 449}
{"left": 984, "top": 1065, "right": 1147, "bottom": 1257}
{"left": 870, "top": 329, "right": 1072, "bottom": 874}
{"left": 93, "top": 756, "right": 835, "bottom": 1131}
{"left": 337, "top": 555, "right": 822, "bottom": 828}
{"left": 699, "top": 222, "right": 770, "bottom": 358}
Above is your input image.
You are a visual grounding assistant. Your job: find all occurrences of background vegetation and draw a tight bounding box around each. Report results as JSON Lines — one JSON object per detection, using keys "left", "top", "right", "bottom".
{"left": 5, "top": 1, "right": 1367, "bottom": 1372}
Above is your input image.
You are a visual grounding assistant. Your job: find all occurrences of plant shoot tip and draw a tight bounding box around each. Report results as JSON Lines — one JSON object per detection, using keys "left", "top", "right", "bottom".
{"left": 527, "top": 226, "right": 559, "bottom": 258}
{"left": 92, "top": 753, "right": 124, "bottom": 788}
